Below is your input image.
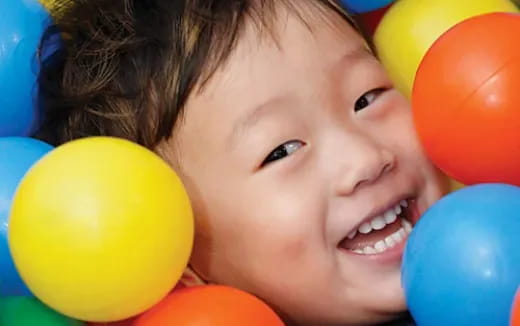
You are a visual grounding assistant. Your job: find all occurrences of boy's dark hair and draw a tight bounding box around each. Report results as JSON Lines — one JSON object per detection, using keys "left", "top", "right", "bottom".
{"left": 36, "top": 0, "right": 353, "bottom": 149}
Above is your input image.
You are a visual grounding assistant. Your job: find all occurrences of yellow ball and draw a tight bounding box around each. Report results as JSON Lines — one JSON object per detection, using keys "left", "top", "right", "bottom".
{"left": 374, "top": 0, "right": 518, "bottom": 97}
{"left": 39, "top": 0, "right": 70, "bottom": 17}
{"left": 8, "top": 137, "right": 194, "bottom": 322}
{"left": 449, "top": 179, "right": 465, "bottom": 192}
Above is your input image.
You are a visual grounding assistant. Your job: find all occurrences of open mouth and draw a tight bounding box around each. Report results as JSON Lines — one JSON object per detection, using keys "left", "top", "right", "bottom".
{"left": 338, "top": 199, "right": 415, "bottom": 255}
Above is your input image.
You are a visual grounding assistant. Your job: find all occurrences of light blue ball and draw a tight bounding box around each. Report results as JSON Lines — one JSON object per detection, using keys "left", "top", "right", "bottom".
{"left": 340, "top": 0, "right": 395, "bottom": 14}
{"left": 0, "top": 0, "right": 51, "bottom": 136}
{"left": 0, "top": 137, "right": 53, "bottom": 296}
{"left": 402, "top": 184, "right": 520, "bottom": 326}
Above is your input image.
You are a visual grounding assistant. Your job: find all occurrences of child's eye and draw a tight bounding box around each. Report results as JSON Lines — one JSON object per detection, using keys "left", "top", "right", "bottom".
{"left": 261, "top": 140, "right": 305, "bottom": 167}
{"left": 354, "top": 88, "right": 386, "bottom": 112}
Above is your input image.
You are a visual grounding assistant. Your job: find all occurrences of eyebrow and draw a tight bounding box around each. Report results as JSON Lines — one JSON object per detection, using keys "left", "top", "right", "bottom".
{"left": 333, "top": 44, "right": 373, "bottom": 72}
{"left": 227, "top": 44, "right": 372, "bottom": 150}
{"left": 228, "top": 96, "right": 285, "bottom": 151}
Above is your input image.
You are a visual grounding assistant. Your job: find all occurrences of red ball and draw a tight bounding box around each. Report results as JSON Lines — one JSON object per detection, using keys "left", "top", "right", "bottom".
{"left": 354, "top": 3, "right": 392, "bottom": 37}
{"left": 412, "top": 13, "right": 520, "bottom": 186}
{"left": 134, "top": 285, "right": 285, "bottom": 326}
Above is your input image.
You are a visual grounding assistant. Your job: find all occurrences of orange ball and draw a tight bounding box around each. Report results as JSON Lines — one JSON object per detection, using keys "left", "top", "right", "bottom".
{"left": 512, "top": 289, "right": 520, "bottom": 326}
{"left": 134, "top": 285, "right": 285, "bottom": 326}
{"left": 412, "top": 12, "right": 520, "bottom": 186}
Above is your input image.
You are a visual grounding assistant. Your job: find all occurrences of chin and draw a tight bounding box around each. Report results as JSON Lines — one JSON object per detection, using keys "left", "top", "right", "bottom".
{"left": 361, "top": 272, "right": 408, "bottom": 318}
{"left": 368, "top": 291, "right": 407, "bottom": 315}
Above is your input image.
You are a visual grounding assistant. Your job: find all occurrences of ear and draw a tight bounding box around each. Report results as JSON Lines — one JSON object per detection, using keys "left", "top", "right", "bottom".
{"left": 179, "top": 265, "right": 210, "bottom": 287}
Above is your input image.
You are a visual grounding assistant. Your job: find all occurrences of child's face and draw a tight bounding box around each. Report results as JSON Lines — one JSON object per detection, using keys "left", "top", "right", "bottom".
{"left": 165, "top": 7, "right": 448, "bottom": 326}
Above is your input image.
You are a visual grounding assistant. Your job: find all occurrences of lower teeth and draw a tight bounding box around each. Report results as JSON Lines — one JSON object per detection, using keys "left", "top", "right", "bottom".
{"left": 351, "top": 219, "right": 412, "bottom": 255}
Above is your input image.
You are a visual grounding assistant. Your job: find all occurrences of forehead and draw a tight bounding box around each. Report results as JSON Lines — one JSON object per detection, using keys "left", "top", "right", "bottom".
{"left": 174, "top": 5, "right": 365, "bottom": 162}
{"left": 193, "top": 6, "right": 363, "bottom": 104}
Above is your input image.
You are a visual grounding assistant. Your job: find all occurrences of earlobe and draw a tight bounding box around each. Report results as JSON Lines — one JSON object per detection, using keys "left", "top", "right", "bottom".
{"left": 179, "top": 264, "right": 210, "bottom": 287}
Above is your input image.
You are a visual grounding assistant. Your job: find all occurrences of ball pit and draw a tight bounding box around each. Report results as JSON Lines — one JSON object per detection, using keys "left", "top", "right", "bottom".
{"left": 0, "top": 0, "right": 520, "bottom": 324}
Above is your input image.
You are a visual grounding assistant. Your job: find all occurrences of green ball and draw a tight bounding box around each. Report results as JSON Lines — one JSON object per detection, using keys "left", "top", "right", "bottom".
{"left": 0, "top": 297, "right": 85, "bottom": 326}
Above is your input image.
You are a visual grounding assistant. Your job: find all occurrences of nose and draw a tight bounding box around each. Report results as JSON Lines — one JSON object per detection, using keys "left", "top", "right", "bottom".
{"left": 334, "top": 138, "right": 396, "bottom": 196}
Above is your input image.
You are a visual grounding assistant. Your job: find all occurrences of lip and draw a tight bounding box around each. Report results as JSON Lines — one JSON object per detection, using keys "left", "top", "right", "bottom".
{"left": 407, "top": 198, "right": 421, "bottom": 225}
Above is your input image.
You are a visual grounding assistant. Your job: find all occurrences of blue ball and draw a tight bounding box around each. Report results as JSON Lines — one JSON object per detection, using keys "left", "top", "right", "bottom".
{"left": 0, "top": 137, "right": 53, "bottom": 296}
{"left": 0, "top": 0, "right": 51, "bottom": 137}
{"left": 402, "top": 184, "right": 520, "bottom": 326}
{"left": 340, "top": 0, "right": 395, "bottom": 14}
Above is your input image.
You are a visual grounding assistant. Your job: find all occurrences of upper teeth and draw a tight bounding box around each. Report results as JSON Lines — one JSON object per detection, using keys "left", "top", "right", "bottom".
{"left": 353, "top": 219, "right": 413, "bottom": 255}
{"left": 348, "top": 200, "right": 408, "bottom": 239}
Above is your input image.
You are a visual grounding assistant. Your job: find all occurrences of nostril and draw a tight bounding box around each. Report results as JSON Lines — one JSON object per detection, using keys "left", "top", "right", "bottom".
{"left": 336, "top": 150, "right": 397, "bottom": 196}
{"left": 382, "top": 162, "right": 394, "bottom": 175}
{"left": 381, "top": 150, "right": 397, "bottom": 174}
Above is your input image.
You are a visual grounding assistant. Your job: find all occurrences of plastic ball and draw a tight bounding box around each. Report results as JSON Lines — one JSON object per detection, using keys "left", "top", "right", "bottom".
{"left": 512, "top": 289, "right": 520, "bottom": 326}
{"left": 134, "top": 285, "right": 285, "bottom": 326}
{"left": 40, "top": 0, "right": 70, "bottom": 17}
{"left": 449, "top": 179, "right": 464, "bottom": 192}
{"left": 40, "top": 0, "right": 68, "bottom": 10}
{"left": 8, "top": 137, "right": 194, "bottom": 322}
{"left": 0, "top": 137, "right": 53, "bottom": 296}
{"left": 402, "top": 184, "right": 520, "bottom": 326}
{"left": 413, "top": 13, "right": 520, "bottom": 186}
{"left": 87, "top": 318, "right": 136, "bottom": 326}
{"left": 511, "top": 286, "right": 520, "bottom": 326}
{"left": 374, "top": 0, "right": 518, "bottom": 97}
{"left": 0, "top": 296, "right": 84, "bottom": 326}
{"left": 354, "top": 4, "right": 392, "bottom": 37}
{"left": 0, "top": 0, "right": 51, "bottom": 136}
{"left": 340, "top": 0, "right": 395, "bottom": 14}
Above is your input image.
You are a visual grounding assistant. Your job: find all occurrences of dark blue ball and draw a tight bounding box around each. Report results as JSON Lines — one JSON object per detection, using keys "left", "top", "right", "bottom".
{"left": 340, "top": 0, "right": 395, "bottom": 14}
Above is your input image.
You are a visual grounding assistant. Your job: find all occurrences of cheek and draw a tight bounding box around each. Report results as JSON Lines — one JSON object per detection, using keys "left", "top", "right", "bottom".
{"left": 203, "top": 185, "right": 331, "bottom": 283}
{"left": 384, "top": 97, "right": 427, "bottom": 159}
{"left": 370, "top": 102, "right": 422, "bottom": 157}
{"left": 386, "top": 107, "right": 451, "bottom": 194}
{"left": 395, "top": 118, "right": 424, "bottom": 158}
{"left": 230, "top": 193, "right": 321, "bottom": 262}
